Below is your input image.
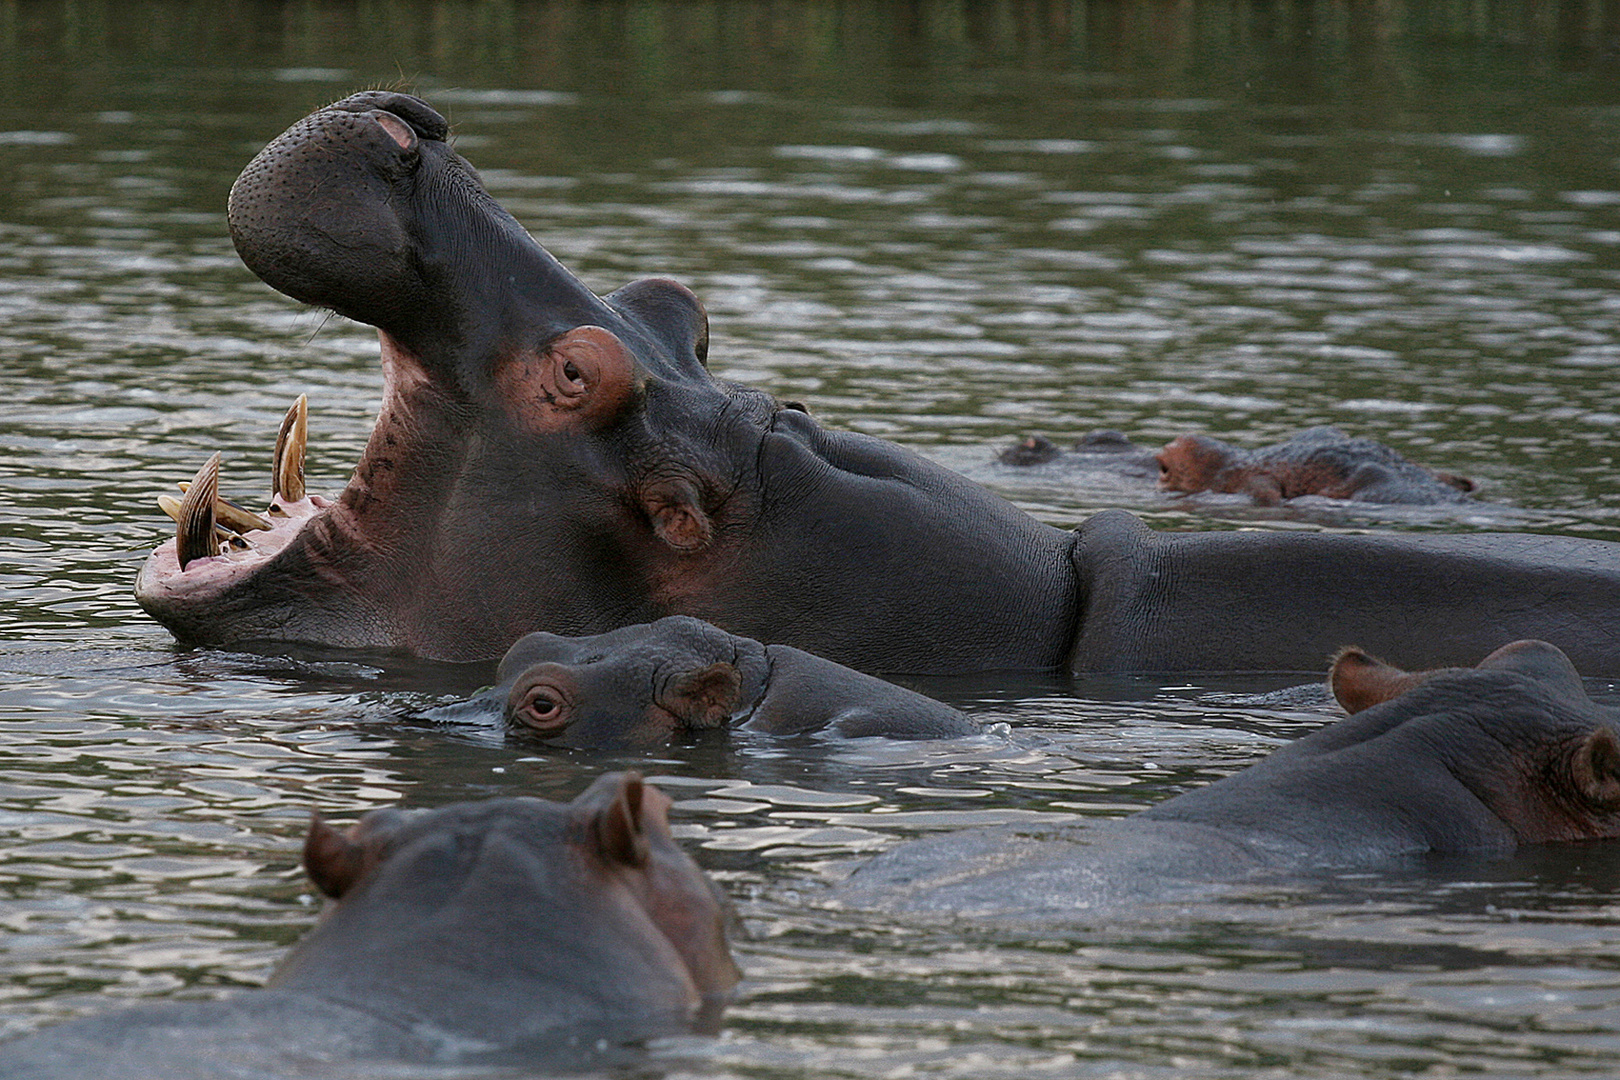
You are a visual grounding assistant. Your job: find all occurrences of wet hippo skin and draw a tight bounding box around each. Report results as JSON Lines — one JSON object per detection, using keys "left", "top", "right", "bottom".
{"left": 465, "top": 614, "right": 979, "bottom": 747}
{"left": 132, "top": 91, "right": 1620, "bottom": 675}
{"left": 836, "top": 641, "right": 1620, "bottom": 920}
{"left": 0, "top": 774, "right": 738, "bottom": 1077}
{"left": 1155, "top": 426, "right": 1475, "bottom": 505}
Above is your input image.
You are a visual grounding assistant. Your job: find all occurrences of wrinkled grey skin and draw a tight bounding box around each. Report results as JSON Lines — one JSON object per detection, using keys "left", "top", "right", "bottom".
{"left": 0, "top": 775, "right": 739, "bottom": 1078}
{"left": 133, "top": 91, "right": 1620, "bottom": 675}
{"left": 464, "top": 615, "right": 978, "bottom": 747}
{"left": 1070, "top": 510, "right": 1620, "bottom": 673}
{"left": 836, "top": 641, "right": 1620, "bottom": 921}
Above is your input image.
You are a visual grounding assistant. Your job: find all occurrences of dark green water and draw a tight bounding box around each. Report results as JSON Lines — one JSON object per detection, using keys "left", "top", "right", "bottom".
{"left": 2, "top": 3, "right": 1620, "bottom": 1077}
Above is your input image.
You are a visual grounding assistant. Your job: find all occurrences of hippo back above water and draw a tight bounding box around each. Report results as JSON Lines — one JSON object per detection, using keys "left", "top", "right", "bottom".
{"left": 131, "top": 92, "right": 1620, "bottom": 676}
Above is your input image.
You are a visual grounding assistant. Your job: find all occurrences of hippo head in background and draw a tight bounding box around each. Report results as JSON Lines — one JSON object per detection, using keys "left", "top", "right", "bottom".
{"left": 134, "top": 91, "right": 1074, "bottom": 669}
{"left": 1154, "top": 433, "right": 1229, "bottom": 495}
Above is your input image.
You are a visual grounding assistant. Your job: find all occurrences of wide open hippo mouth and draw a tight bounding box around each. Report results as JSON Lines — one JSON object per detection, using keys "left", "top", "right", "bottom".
{"left": 134, "top": 328, "right": 434, "bottom": 647}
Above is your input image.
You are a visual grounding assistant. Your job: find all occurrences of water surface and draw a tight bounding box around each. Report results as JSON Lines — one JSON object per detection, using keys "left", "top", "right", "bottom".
{"left": 2, "top": 3, "right": 1620, "bottom": 1077}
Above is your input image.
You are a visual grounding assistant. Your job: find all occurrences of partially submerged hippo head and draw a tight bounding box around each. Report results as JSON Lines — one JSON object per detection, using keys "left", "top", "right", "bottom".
{"left": 473, "top": 614, "right": 977, "bottom": 746}
{"left": 135, "top": 91, "right": 1072, "bottom": 669}
{"left": 1136, "top": 639, "right": 1620, "bottom": 863}
{"left": 1303, "top": 640, "right": 1620, "bottom": 848}
{"left": 490, "top": 616, "right": 770, "bottom": 746}
{"left": 278, "top": 772, "right": 740, "bottom": 1043}
{"left": 1154, "top": 433, "right": 1232, "bottom": 495}
{"left": 1153, "top": 427, "right": 1475, "bottom": 506}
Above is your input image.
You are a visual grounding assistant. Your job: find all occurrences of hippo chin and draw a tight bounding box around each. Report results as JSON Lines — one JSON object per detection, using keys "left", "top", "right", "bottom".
{"left": 0, "top": 774, "right": 738, "bottom": 1075}
{"left": 134, "top": 91, "right": 1620, "bottom": 675}
{"left": 455, "top": 614, "right": 978, "bottom": 747}
{"left": 836, "top": 640, "right": 1620, "bottom": 921}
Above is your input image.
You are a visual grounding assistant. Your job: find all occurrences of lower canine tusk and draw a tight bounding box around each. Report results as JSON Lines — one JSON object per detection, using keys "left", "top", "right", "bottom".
{"left": 174, "top": 453, "right": 222, "bottom": 569}
{"left": 273, "top": 394, "right": 308, "bottom": 504}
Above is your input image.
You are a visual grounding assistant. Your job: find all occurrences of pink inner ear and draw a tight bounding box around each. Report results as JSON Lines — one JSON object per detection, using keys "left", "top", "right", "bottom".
{"left": 641, "top": 477, "right": 713, "bottom": 552}
{"left": 1575, "top": 727, "right": 1620, "bottom": 807}
{"left": 494, "top": 325, "right": 640, "bottom": 433}
{"left": 663, "top": 662, "right": 741, "bottom": 727}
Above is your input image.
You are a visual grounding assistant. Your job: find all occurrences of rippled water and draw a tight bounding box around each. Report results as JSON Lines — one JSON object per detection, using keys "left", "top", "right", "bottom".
{"left": 3, "top": 3, "right": 1620, "bottom": 1077}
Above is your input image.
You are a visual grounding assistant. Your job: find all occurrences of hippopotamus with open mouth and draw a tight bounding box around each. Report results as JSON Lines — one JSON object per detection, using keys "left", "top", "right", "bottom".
{"left": 134, "top": 91, "right": 1620, "bottom": 675}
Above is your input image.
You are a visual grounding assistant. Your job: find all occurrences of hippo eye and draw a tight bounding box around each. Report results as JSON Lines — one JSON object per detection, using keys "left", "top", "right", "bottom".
{"left": 511, "top": 683, "right": 570, "bottom": 731}
{"left": 524, "top": 691, "right": 560, "bottom": 719}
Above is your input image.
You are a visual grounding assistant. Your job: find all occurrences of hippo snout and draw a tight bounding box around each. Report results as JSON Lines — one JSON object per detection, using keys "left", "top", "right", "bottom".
{"left": 226, "top": 92, "right": 456, "bottom": 328}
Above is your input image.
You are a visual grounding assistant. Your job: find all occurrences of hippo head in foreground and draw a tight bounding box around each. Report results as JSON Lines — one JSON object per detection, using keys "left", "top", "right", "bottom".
{"left": 134, "top": 91, "right": 1072, "bottom": 669}
{"left": 457, "top": 614, "right": 977, "bottom": 747}
{"left": 277, "top": 772, "right": 740, "bottom": 1044}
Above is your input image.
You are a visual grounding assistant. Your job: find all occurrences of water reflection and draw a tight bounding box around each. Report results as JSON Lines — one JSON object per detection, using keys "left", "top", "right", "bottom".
{"left": 2, "top": 1, "right": 1620, "bottom": 1076}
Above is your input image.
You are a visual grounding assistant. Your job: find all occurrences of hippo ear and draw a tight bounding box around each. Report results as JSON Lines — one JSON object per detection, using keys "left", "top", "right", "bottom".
{"left": 496, "top": 325, "right": 640, "bottom": 432}
{"left": 590, "top": 771, "right": 651, "bottom": 868}
{"left": 302, "top": 808, "right": 406, "bottom": 900}
{"left": 660, "top": 662, "right": 742, "bottom": 728}
{"left": 303, "top": 812, "right": 369, "bottom": 900}
{"left": 639, "top": 477, "right": 713, "bottom": 552}
{"left": 1329, "top": 647, "right": 1435, "bottom": 713}
{"left": 606, "top": 277, "right": 709, "bottom": 368}
{"left": 1572, "top": 727, "right": 1620, "bottom": 808}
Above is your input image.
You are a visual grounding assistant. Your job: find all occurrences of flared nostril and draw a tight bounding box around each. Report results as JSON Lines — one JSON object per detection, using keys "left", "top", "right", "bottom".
{"left": 373, "top": 111, "right": 417, "bottom": 152}
{"left": 323, "top": 90, "right": 449, "bottom": 142}
{"left": 378, "top": 93, "right": 449, "bottom": 141}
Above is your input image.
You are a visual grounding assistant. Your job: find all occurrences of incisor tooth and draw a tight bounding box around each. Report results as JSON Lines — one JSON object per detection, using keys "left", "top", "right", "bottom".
{"left": 175, "top": 453, "right": 221, "bottom": 569}
{"left": 273, "top": 394, "right": 307, "bottom": 504}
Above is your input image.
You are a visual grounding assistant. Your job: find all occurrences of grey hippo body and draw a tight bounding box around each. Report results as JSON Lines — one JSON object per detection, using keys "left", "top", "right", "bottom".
{"left": 0, "top": 774, "right": 737, "bottom": 1078}
{"left": 836, "top": 640, "right": 1620, "bottom": 920}
{"left": 133, "top": 92, "right": 1620, "bottom": 675}
{"left": 470, "top": 614, "right": 977, "bottom": 746}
